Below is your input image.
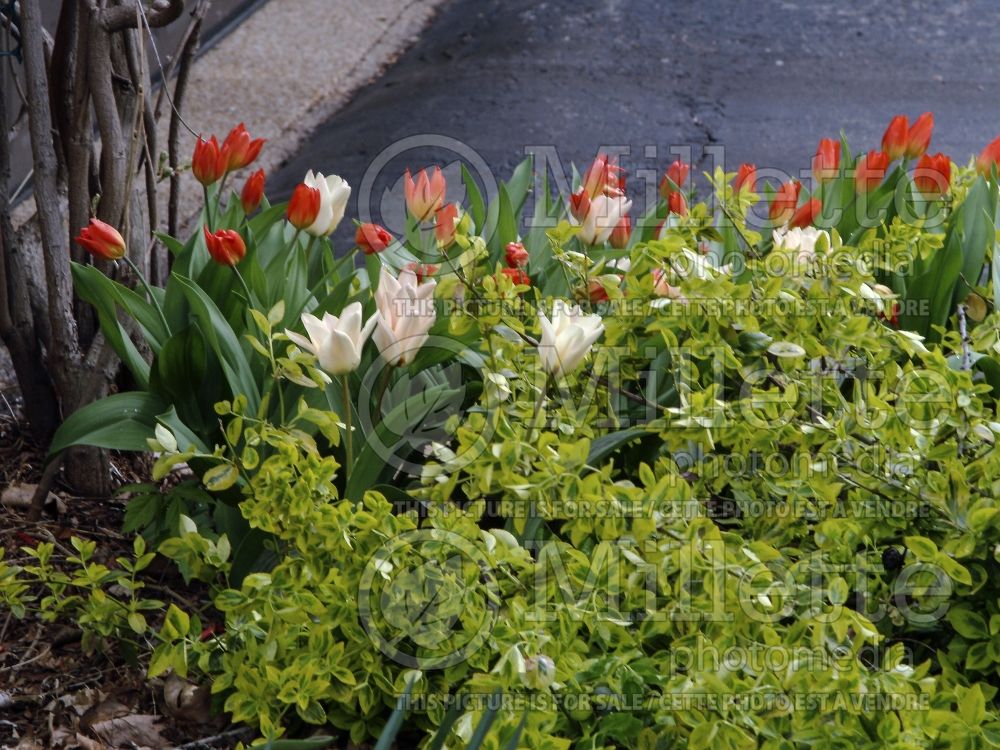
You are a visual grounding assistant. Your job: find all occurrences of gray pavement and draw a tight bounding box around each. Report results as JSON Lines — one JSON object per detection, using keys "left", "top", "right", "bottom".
{"left": 270, "top": 0, "right": 1000, "bottom": 239}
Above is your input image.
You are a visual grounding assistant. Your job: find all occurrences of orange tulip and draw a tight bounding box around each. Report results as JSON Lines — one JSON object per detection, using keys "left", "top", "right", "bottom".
{"left": 667, "top": 191, "right": 688, "bottom": 217}
{"left": 789, "top": 198, "right": 821, "bottom": 229}
{"left": 582, "top": 153, "right": 626, "bottom": 198}
{"left": 404, "top": 167, "right": 446, "bottom": 221}
{"left": 287, "top": 184, "right": 321, "bottom": 230}
{"left": 240, "top": 169, "right": 266, "bottom": 215}
{"left": 203, "top": 226, "right": 246, "bottom": 266}
{"left": 855, "top": 150, "right": 890, "bottom": 193}
{"left": 905, "top": 112, "right": 933, "bottom": 159}
{"left": 913, "top": 153, "right": 951, "bottom": 197}
{"left": 405, "top": 262, "right": 439, "bottom": 283}
{"left": 192, "top": 136, "right": 225, "bottom": 186}
{"left": 434, "top": 203, "right": 460, "bottom": 247}
{"left": 882, "top": 115, "right": 909, "bottom": 161}
{"left": 734, "top": 163, "right": 756, "bottom": 193}
{"left": 659, "top": 159, "right": 690, "bottom": 199}
{"left": 75, "top": 218, "right": 126, "bottom": 260}
{"left": 812, "top": 138, "right": 840, "bottom": 183}
{"left": 221, "top": 123, "right": 265, "bottom": 173}
{"left": 505, "top": 241, "right": 529, "bottom": 268}
{"left": 769, "top": 180, "right": 802, "bottom": 224}
{"left": 355, "top": 223, "right": 393, "bottom": 255}
{"left": 976, "top": 135, "right": 1000, "bottom": 175}
{"left": 569, "top": 188, "right": 591, "bottom": 221}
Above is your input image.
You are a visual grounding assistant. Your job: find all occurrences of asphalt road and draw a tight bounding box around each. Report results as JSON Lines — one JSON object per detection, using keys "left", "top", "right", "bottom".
{"left": 270, "top": 0, "right": 1000, "bottom": 240}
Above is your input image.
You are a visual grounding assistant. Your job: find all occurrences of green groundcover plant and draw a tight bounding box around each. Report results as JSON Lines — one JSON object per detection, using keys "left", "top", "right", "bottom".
{"left": 6, "top": 114, "right": 1000, "bottom": 747}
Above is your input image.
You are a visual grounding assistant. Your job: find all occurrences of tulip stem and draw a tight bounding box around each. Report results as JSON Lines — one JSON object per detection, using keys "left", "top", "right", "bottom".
{"left": 232, "top": 265, "right": 254, "bottom": 305}
{"left": 341, "top": 374, "right": 354, "bottom": 472}
{"left": 203, "top": 185, "right": 215, "bottom": 231}
{"left": 121, "top": 256, "right": 170, "bottom": 336}
{"left": 528, "top": 376, "right": 552, "bottom": 444}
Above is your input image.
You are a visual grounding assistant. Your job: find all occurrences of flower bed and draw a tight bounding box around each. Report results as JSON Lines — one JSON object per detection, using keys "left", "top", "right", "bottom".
{"left": 7, "top": 115, "right": 1000, "bottom": 747}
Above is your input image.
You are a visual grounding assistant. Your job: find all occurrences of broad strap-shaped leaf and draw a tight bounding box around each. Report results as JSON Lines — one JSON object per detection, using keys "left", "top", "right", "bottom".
{"left": 174, "top": 274, "right": 261, "bottom": 412}
{"left": 48, "top": 392, "right": 170, "bottom": 456}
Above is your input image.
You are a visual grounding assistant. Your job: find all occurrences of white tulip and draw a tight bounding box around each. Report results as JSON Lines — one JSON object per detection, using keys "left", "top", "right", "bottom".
{"left": 538, "top": 301, "right": 604, "bottom": 378}
{"left": 772, "top": 226, "right": 829, "bottom": 270}
{"left": 576, "top": 194, "right": 632, "bottom": 245}
{"left": 372, "top": 265, "right": 437, "bottom": 366}
{"left": 285, "top": 302, "right": 375, "bottom": 375}
{"left": 303, "top": 170, "right": 351, "bottom": 236}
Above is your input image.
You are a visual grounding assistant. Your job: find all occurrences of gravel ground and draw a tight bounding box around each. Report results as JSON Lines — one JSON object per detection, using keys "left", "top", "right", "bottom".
{"left": 269, "top": 0, "right": 1000, "bottom": 242}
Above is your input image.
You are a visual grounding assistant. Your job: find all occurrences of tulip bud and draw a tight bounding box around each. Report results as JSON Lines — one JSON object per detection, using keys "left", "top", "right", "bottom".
{"left": 609, "top": 215, "right": 631, "bottom": 249}
{"left": 667, "top": 191, "right": 687, "bottom": 217}
{"left": 404, "top": 167, "right": 446, "bottom": 222}
{"left": 505, "top": 241, "right": 529, "bottom": 268}
{"left": 220, "top": 123, "right": 265, "bottom": 173}
{"left": 734, "top": 163, "right": 756, "bottom": 193}
{"left": 578, "top": 194, "right": 632, "bottom": 245}
{"left": 434, "top": 202, "right": 460, "bottom": 247}
{"left": 302, "top": 170, "right": 351, "bottom": 237}
{"left": 287, "top": 183, "right": 322, "bottom": 230}
{"left": 500, "top": 267, "right": 531, "bottom": 287}
{"left": 769, "top": 180, "right": 802, "bottom": 224}
{"left": 659, "top": 159, "right": 690, "bottom": 199}
{"left": 240, "top": 169, "right": 266, "bottom": 215}
{"left": 75, "top": 218, "right": 126, "bottom": 260}
{"left": 192, "top": 136, "right": 225, "bottom": 186}
{"left": 913, "top": 153, "right": 951, "bottom": 197}
{"left": 812, "top": 138, "right": 840, "bottom": 183}
{"left": 855, "top": 150, "right": 890, "bottom": 193}
{"left": 905, "top": 112, "right": 933, "bottom": 159}
{"left": 203, "top": 226, "right": 246, "bottom": 266}
{"left": 587, "top": 277, "right": 613, "bottom": 302}
{"left": 356, "top": 223, "right": 393, "bottom": 254}
{"left": 977, "top": 135, "right": 1000, "bottom": 176}
{"left": 789, "top": 198, "right": 821, "bottom": 229}
{"left": 882, "top": 115, "right": 909, "bottom": 161}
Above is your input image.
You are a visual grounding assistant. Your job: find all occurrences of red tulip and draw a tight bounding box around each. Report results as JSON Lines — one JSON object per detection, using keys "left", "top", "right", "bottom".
{"left": 913, "top": 153, "right": 951, "bottom": 197}
{"left": 405, "top": 262, "right": 439, "bottom": 283}
{"left": 658, "top": 159, "right": 690, "bottom": 199}
{"left": 569, "top": 188, "right": 591, "bottom": 221}
{"left": 192, "top": 136, "right": 225, "bottom": 186}
{"left": 75, "top": 218, "right": 126, "bottom": 260}
{"left": 855, "top": 150, "right": 890, "bottom": 193}
{"left": 734, "top": 163, "right": 756, "bottom": 193}
{"left": 789, "top": 198, "right": 821, "bottom": 229}
{"left": 434, "top": 203, "right": 460, "bottom": 247}
{"left": 203, "top": 226, "right": 246, "bottom": 266}
{"left": 769, "top": 180, "right": 802, "bottom": 224}
{"left": 500, "top": 267, "right": 531, "bottom": 286}
{"left": 812, "top": 138, "right": 840, "bottom": 183}
{"left": 221, "top": 123, "right": 265, "bottom": 173}
{"left": 582, "top": 153, "right": 625, "bottom": 198}
{"left": 667, "top": 191, "right": 688, "bottom": 217}
{"left": 287, "top": 183, "right": 321, "bottom": 230}
{"left": 976, "top": 135, "right": 1000, "bottom": 175}
{"left": 505, "top": 241, "right": 529, "bottom": 268}
{"left": 882, "top": 115, "right": 909, "bottom": 161}
{"left": 905, "top": 112, "right": 933, "bottom": 159}
{"left": 404, "top": 167, "right": 446, "bottom": 221}
{"left": 609, "top": 215, "right": 631, "bottom": 249}
{"left": 588, "top": 278, "right": 611, "bottom": 303}
{"left": 240, "top": 169, "right": 265, "bottom": 215}
{"left": 355, "top": 223, "right": 393, "bottom": 255}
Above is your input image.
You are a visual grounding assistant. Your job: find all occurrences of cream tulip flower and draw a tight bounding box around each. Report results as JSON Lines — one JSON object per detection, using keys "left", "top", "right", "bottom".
{"left": 372, "top": 265, "right": 437, "bottom": 366}
{"left": 576, "top": 194, "right": 632, "bottom": 245}
{"left": 303, "top": 170, "right": 351, "bottom": 237}
{"left": 538, "top": 301, "right": 604, "bottom": 378}
{"left": 285, "top": 302, "right": 375, "bottom": 375}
